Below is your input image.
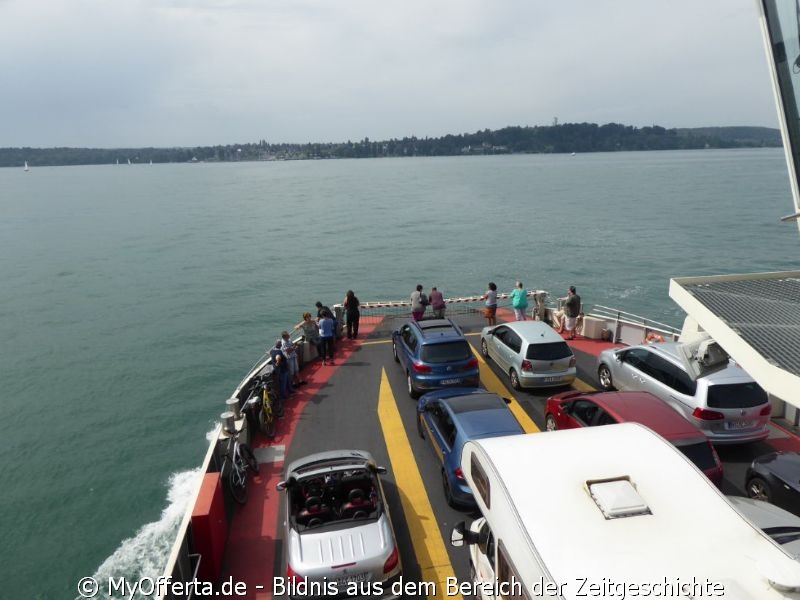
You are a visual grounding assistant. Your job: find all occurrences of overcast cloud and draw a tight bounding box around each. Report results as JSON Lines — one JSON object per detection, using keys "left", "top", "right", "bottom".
{"left": 0, "top": 0, "right": 779, "bottom": 148}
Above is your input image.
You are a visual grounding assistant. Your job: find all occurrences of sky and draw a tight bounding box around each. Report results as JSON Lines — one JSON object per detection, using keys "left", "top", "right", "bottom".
{"left": 0, "top": 0, "right": 781, "bottom": 148}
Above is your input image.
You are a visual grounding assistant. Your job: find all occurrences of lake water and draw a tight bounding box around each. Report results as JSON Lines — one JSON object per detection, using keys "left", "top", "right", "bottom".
{"left": 1, "top": 149, "right": 797, "bottom": 598}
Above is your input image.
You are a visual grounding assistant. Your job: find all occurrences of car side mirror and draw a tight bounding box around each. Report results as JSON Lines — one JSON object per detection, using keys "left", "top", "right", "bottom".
{"left": 502, "top": 397, "right": 512, "bottom": 404}
{"left": 276, "top": 480, "right": 286, "bottom": 491}
{"left": 375, "top": 466, "right": 387, "bottom": 475}
{"left": 450, "top": 521, "right": 466, "bottom": 547}
{"left": 451, "top": 521, "right": 480, "bottom": 547}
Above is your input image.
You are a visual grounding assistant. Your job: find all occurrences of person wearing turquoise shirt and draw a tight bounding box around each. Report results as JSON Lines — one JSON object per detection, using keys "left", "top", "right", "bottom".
{"left": 510, "top": 280, "right": 528, "bottom": 321}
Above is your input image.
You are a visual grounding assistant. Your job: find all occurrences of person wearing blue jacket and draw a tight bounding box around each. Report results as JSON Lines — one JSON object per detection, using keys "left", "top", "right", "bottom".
{"left": 318, "top": 313, "right": 336, "bottom": 365}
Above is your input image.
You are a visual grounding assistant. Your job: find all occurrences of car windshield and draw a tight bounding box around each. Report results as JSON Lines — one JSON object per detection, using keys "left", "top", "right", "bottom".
{"left": 676, "top": 441, "right": 717, "bottom": 471}
{"left": 525, "top": 342, "right": 572, "bottom": 360}
{"left": 706, "top": 382, "right": 767, "bottom": 409}
{"left": 421, "top": 341, "right": 472, "bottom": 363}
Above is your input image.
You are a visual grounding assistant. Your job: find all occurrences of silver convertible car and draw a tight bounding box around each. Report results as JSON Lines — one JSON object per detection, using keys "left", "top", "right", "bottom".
{"left": 596, "top": 342, "right": 771, "bottom": 444}
{"left": 276, "top": 450, "right": 402, "bottom": 598}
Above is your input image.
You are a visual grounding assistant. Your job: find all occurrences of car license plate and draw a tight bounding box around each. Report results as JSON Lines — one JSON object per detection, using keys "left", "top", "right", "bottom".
{"left": 441, "top": 378, "right": 462, "bottom": 385}
{"left": 727, "top": 420, "right": 753, "bottom": 430}
{"left": 543, "top": 376, "right": 561, "bottom": 383}
{"left": 335, "top": 572, "right": 368, "bottom": 585}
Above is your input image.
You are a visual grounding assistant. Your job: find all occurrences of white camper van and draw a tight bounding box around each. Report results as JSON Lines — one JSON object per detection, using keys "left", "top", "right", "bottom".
{"left": 450, "top": 423, "right": 800, "bottom": 600}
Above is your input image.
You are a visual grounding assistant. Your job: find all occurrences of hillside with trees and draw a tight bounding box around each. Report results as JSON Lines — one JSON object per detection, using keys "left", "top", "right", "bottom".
{"left": 0, "top": 123, "right": 781, "bottom": 168}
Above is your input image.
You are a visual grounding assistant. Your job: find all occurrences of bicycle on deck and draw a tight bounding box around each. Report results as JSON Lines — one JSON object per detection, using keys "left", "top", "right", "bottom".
{"left": 245, "top": 373, "right": 282, "bottom": 439}
{"left": 222, "top": 429, "right": 258, "bottom": 504}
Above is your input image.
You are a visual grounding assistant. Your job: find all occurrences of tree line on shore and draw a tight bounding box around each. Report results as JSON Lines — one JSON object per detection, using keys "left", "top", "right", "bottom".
{"left": 0, "top": 123, "right": 781, "bottom": 168}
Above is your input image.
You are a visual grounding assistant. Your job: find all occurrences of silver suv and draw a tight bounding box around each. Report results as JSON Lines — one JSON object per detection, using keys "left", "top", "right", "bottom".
{"left": 596, "top": 342, "right": 770, "bottom": 444}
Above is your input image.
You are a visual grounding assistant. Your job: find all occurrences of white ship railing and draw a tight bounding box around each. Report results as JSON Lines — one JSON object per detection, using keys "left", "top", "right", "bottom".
{"left": 585, "top": 304, "right": 681, "bottom": 345}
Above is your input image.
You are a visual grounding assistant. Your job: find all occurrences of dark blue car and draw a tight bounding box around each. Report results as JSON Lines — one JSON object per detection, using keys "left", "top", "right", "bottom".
{"left": 392, "top": 318, "right": 480, "bottom": 399}
{"left": 416, "top": 388, "right": 524, "bottom": 507}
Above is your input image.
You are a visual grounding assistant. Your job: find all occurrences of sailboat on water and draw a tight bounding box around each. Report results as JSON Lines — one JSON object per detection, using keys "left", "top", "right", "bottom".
{"left": 24, "top": 161, "right": 29, "bottom": 172}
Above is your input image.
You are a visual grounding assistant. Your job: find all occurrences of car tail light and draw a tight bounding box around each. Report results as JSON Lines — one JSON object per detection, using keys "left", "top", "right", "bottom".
{"left": 383, "top": 546, "right": 399, "bottom": 574}
{"left": 710, "top": 443, "right": 722, "bottom": 467}
{"left": 454, "top": 467, "right": 465, "bottom": 480}
{"left": 692, "top": 407, "right": 724, "bottom": 421}
{"left": 412, "top": 362, "right": 432, "bottom": 373}
{"left": 465, "top": 357, "right": 479, "bottom": 369}
{"left": 759, "top": 405, "right": 772, "bottom": 416}
{"left": 569, "top": 355, "right": 576, "bottom": 367}
{"left": 287, "top": 564, "right": 301, "bottom": 583}
{"left": 521, "top": 359, "right": 533, "bottom": 372}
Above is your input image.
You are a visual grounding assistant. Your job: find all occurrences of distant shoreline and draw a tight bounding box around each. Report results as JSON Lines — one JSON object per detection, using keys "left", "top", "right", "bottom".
{"left": 0, "top": 123, "right": 781, "bottom": 168}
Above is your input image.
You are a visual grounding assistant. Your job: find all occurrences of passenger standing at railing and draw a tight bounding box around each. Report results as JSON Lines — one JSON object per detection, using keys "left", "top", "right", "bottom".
{"left": 564, "top": 286, "right": 582, "bottom": 340}
{"left": 318, "top": 312, "right": 336, "bottom": 365}
{"left": 430, "top": 287, "right": 446, "bottom": 319}
{"left": 343, "top": 290, "right": 361, "bottom": 339}
{"left": 269, "top": 340, "right": 293, "bottom": 400}
{"left": 315, "top": 300, "right": 332, "bottom": 319}
{"left": 482, "top": 282, "right": 498, "bottom": 326}
{"left": 315, "top": 300, "right": 337, "bottom": 353}
{"left": 294, "top": 312, "right": 321, "bottom": 360}
{"left": 410, "top": 284, "right": 428, "bottom": 321}
{"left": 281, "top": 331, "right": 306, "bottom": 386}
{"left": 510, "top": 281, "right": 529, "bottom": 321}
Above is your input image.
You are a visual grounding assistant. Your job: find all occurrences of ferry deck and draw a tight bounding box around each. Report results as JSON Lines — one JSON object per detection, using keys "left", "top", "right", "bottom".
{"left": 175, "top": 307, "right": 800, "bottom": 600}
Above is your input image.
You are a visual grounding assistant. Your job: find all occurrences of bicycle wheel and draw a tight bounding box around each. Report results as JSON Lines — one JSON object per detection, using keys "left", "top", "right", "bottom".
{"left": 259, "top": 407, "right": 276, "bottom": 438}
{"left": 227, "top": 465, "right": 248, "bottom": 504}
{"left": 238, "top": 443, "right": 259, "bottom": 473}
{"left": 266, "top": 387, "right": 284, "bottom": 418}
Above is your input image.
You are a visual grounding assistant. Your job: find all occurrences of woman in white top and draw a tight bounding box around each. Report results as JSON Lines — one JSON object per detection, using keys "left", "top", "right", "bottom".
{"left": 482, "top": 282, "right": 498, "bottom": 326}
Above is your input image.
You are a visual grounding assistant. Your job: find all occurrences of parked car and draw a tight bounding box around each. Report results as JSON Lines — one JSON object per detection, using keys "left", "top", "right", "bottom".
{"left": 728, "top": 495, "right": 800, "bottom": 556}
{"left": 746, "top": 451, "right": 800, "bottom": 517}
{"left": 392, "top": 318, "right": 479, "bottom": 398}
{"left": 417, "top": 388, "right": 524, "bottom": 507}
{"left": 480, "top": 321, "right": 576, "bottom": 390}
{"left": 596, "top": 342, "right": 771, "bottom": 444}
{"left": 544, "top": 389, "right": 723, "bottom": 486}
{"left": 276, "top": 450, "right": 402, "bottom": 596}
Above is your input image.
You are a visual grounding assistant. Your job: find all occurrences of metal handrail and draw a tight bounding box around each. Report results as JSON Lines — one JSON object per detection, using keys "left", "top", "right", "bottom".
{"left": 588, "top": 304, "right": 681, "bottom": 336}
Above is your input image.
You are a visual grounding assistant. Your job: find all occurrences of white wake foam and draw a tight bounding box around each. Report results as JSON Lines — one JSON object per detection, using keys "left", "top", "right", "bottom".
{"left": 78, "top": 467, "right": 202, "bottom": 600}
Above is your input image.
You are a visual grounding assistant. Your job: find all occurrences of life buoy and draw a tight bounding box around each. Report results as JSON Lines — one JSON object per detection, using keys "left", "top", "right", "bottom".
{"left": 645, "top": 332, "right": 665, "bottom": 344}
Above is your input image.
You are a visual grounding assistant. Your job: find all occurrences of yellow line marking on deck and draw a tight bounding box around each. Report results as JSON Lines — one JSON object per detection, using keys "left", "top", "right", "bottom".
{"left": 471, "top": 349, "right": 540, "bottom": 433}
{"left": 360, "top": 339, "right": 391, "bottom": 346}
{"left": 378, "top": 369, "right": 462, "bottom": 600}
{"left": 572, "top": 377, "right": 596, "bottom": 392}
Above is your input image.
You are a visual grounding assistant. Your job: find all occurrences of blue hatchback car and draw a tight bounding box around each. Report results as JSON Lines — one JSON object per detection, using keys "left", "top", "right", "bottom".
{"left": 416, "top": 388, "right": 524, "bottom": 507}
{"left": 392, "top": 318, "right": 480, "bottom": 398}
